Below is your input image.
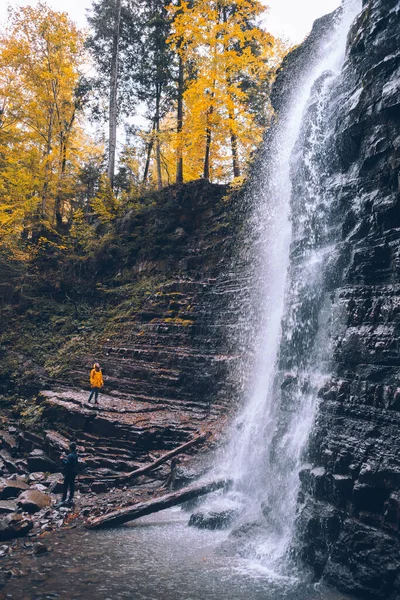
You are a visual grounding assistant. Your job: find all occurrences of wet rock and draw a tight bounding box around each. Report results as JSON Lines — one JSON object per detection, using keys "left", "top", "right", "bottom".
{"left": 188, "top": 508, "right": 238, "bottom": 530}
{"left": 31, "top": 483, "right": 48, "bottom": 493}
{"left": 91, "top": 481, "right": 108, "bottom": 494}
{"left": 0, "top": 477, "right": 29, "bottom": 500}
{"left": 27, "top": 449, "right": 58, "bottom": 473}
{"left": 17, "top": 490, "right": 51, "bottom": 513}
{"left": 28, "top": 472, "right": 46, "bottom": 483}
{"left": 0, "top": 513, "right": 33, "bottom": 541}
{"left": 0, "top": 500, "right": 18, "bottom": 514}
{"left": 285, "top": 0, "right": 400, "bottom": 596}
{"left": 33, "top": 542, "right": 49, "bottom": 555}
{"left": 324, "top": 520, "right": 400, "bottom": 599}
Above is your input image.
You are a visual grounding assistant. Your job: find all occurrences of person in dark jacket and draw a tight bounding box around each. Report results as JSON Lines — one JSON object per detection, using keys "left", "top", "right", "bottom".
{"left": 58, "top": 442, "right": 79, "bottom": 507}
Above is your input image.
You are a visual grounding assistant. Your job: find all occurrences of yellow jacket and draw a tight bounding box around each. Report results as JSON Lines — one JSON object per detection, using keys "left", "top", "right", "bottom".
{"left": 90, "top": 368, "right": 104, "bottom": 388}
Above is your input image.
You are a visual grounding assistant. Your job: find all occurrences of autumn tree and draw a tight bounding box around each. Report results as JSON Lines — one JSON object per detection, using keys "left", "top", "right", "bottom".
{"left": 0, "top": 3, "right": 89, "bottom": 244}
{"left": 168, "top": 0, "right": 282, "bottom": 182}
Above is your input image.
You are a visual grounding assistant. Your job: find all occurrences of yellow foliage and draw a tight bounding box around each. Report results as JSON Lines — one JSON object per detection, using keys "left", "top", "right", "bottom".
{"left": 0, "top": 2, "right": 92, "bottom": 249}
{"left": 164, "top": 0, "right": 284, "bottom": 182}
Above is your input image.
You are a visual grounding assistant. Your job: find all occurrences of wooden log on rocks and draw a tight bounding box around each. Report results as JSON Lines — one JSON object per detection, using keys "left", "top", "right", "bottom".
{"left": 86, "top": 478, "right": 232, "bottom": 529}
{"left": 115, "top": 432, "right": 209, "bottom": 484}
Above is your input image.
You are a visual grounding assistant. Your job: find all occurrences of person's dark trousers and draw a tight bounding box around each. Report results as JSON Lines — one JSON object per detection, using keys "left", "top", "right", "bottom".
{"left": 88, "top": 387, "right": 100, "bottom": 403}
{"left": 62, "top": 474, "right": 76, "bottom": 502}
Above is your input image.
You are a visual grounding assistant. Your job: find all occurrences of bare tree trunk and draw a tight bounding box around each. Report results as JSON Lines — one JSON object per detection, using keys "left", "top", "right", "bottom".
{"left": 107, "top": 0, "right": 122, "bottom": 188}
{"left": 112, "top": 433, "right": 208, "bottom": 484}
{"left": 42, "top": 109, "right": 54, "bottom": 218}
{"left": 155, "top": 83, "right": 163, "bottom": 189}
{"left": 203, "top": 86, "right": 215, "bottom": 180}
{"left": 176, "top": 53, "right": 184, "bottom": 184}
{"left": 229, "top": 111, "right": 241, "bottom": 178}
{"left": 221, "top": 7, "right": 241, "bottom": 179}
{"left": 85, "top": 478, "right": 232, "bottom": 529}
{"left": 142, "top": 119, "right": 156, "bottom": 185}
{"left": 203, "top": 112, "right": 212, "bottom": 180}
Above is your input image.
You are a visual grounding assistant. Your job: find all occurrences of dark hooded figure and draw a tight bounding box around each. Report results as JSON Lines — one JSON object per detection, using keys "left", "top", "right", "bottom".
{"left": 58, "top": 442, "right": 79, "bottom": 506}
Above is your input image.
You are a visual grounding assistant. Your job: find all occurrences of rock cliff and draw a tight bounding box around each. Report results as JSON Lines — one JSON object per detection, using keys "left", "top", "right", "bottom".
{"left": 0, "top": 180, "right": 244, "bottom": 485}
{"left": 286, "top": 1, "right": 400, "bottom": 597}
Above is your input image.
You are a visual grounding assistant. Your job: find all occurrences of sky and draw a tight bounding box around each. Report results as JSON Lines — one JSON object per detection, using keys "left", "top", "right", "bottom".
{"left": 0, "top": 0, "right": 342, "bottom": 44}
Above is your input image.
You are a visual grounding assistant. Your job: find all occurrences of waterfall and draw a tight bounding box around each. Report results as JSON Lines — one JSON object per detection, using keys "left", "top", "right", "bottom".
{"left": 217, "top": 0, "right": 362, "bottom": 569}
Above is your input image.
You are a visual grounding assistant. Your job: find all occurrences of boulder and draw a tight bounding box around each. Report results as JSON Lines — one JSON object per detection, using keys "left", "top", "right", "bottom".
{"left": 46, "top": 475, "right": 64, "bottom": 495}
{"left": 27, "top": 449, "right": 58, "bottom": 473}
{"left": 0, "top": 477, "right": 29, "bottom": 500}
{"left": 91, "top": 481, "right": 109, "bottom": 494}
{"left": 189, "top": 508, "right": 238, "bottom": 530}
{"left": 17, "top": 490, "right": 51, "bottom": 513}
{"left": 0, "top": 500, "right": 18, "bottom": 514}
{"left": 0, "top": 513, "right": 33, "bottom": 541}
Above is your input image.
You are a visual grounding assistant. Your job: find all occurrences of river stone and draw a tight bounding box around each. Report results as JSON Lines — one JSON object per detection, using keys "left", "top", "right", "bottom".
{"left": 0, "top": 477, "right": 29, "bottom": 500}
{"left": 17, "top": 490, "right": 51, "bottom": 513}
{"left": 0, "top": 513, "right": 33, "bottom": 541}
{"left": 188, "top": 508, "right": 238, "bottom": 530}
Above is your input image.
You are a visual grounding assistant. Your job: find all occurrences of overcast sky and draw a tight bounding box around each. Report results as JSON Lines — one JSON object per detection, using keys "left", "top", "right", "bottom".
{"left": 1, "top": 0, "right": 341, "bottom": 44}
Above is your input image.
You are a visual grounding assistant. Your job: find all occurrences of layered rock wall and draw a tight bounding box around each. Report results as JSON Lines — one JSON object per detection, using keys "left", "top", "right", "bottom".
{"left": 292, "top": 1, "right": 400, "bottom": 597}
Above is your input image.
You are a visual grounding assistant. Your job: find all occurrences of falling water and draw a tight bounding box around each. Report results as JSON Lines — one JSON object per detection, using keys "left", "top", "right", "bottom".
{"left": 217, "top": 0, "right": 362, "bottom": 569}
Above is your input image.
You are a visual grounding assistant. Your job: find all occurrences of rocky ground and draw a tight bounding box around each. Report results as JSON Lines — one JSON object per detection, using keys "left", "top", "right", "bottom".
{"left": 0, "top": 389, "right": 225, "bottom": 596}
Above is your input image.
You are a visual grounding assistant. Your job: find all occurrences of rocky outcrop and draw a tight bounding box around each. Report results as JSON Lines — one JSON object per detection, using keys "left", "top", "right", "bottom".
{"left": 17, "top": 490, "right": 51, "bottom": 513}
{"left": 293, "top": 1, "right": 400, "bottom": 597}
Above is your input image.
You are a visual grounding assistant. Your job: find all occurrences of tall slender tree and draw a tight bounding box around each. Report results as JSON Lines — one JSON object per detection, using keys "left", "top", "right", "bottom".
{"left": 108, "top": 0, "right": 122, "bottom": 187}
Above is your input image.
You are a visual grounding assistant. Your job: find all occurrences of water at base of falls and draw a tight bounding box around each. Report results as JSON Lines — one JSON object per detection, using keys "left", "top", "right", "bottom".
{"left": 4, "top": 510, "right": 354, "bottom": 600}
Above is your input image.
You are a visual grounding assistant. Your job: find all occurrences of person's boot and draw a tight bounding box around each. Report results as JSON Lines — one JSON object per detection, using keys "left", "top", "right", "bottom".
{"left": 56, "top": 499, "right": 66, "bottom": 508}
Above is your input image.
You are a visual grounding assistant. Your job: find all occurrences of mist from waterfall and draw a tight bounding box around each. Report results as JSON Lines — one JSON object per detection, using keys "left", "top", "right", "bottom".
{"left": 217, "top": 0, "right": 362, "bottom": 569}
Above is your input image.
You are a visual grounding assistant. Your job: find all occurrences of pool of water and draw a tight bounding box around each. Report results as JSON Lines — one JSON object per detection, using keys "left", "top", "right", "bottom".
{"left": 4, "top": 509, "right": 352, "bottom": 600}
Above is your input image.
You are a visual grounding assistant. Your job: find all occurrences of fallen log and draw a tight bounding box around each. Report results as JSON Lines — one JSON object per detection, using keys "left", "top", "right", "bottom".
{"left": 85, "top": 478, "right": 232, "bottom": 529}
{"left": 115, "top": 432, "right": 209, "bottom": 484}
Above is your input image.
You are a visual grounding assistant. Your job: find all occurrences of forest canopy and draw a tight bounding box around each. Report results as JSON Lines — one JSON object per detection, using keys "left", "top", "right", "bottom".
{"left": 0, "top": 0, "right": 286, "bottom": 255}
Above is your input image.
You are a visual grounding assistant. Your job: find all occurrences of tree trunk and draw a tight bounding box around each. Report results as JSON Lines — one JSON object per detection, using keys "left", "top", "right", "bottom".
{"left": 41, "top": 109, "right": 55, "bottom": 218}
{"left": 176, "top": 53, "right": 184, "bottom": 184}
{"left": 221, "top": 7, "right": 241, "bottom": 179}
{"left": 203, "top": 127, "right": 212, "bottom": 180}
{"left": 142, "top": 119, "right": 156, "bottom": 185}
{"left": 203, "top": 88, "right": 215, "bottom": 180}
{"left": 85, "top": 478, "right": 232, "bottom": 529}
{"left": 155, "top": 83, "right": 163, "bottom": 190}
{"left": 229, "top": 112, "right": 241, "bottom": 178}
{"left": 107, "top": 0, "right": 122, "bottom": 188}
{"left": 114, "top": 433, "right": 208, "bottom": 484}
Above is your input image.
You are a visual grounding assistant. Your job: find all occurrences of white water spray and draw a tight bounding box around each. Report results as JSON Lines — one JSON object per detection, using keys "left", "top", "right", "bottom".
{"left": 217, "top": 0, "right": 362, "bottom": 569}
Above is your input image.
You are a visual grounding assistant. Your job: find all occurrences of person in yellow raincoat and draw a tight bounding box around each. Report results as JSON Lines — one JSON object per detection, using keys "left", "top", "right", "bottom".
{"left": 88, "top": 363, "right": 104, "bottom": 404}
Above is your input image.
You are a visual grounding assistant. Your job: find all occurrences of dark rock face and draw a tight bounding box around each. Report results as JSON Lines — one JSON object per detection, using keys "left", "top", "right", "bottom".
{"left": 292, "top": 1, "right": 400, "bottom": 597}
